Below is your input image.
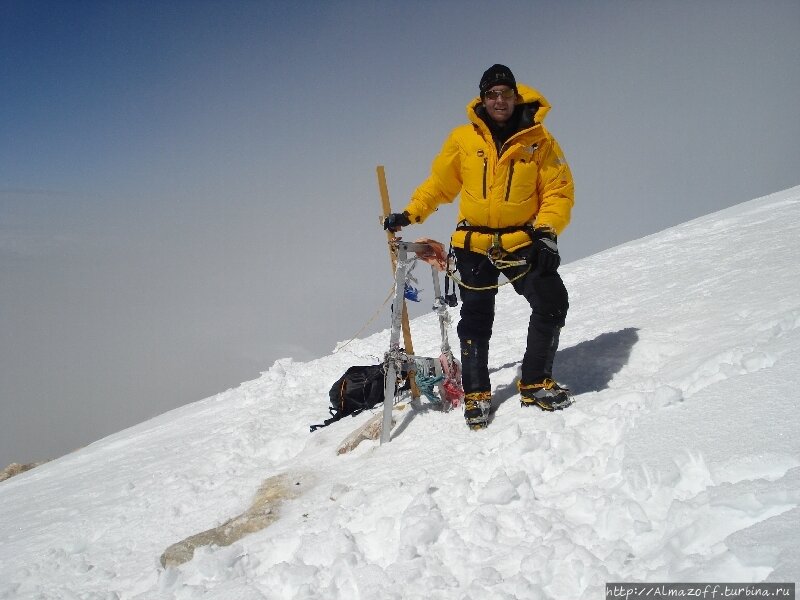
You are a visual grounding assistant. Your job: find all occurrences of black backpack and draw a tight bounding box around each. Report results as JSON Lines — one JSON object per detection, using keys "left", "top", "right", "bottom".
{"left": 310, "top": 365, "right": 387, "bottom": 432}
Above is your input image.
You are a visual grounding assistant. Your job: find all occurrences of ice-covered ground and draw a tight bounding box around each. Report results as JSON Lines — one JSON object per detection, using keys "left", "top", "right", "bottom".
{"left": 1, "top": 186, "right": 799, "bottom": 599}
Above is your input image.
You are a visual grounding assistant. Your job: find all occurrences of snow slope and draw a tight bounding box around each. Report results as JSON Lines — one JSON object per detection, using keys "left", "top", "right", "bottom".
{"left": 1, "top": 187, "right": 799, "bottom": 599}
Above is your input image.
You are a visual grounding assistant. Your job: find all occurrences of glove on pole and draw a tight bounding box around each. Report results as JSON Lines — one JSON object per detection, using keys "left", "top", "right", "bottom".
{"left": 383, "top": 211, "right": 411, "bottom": 233}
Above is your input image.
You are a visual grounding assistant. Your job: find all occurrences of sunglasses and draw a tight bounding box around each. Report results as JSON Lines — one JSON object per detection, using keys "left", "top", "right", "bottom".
{"left": 483, "top": 88, "right": 516, "bottom": 100}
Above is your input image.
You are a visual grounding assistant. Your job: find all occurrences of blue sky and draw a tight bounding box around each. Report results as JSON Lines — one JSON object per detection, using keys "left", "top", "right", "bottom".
{"left": 2, "top": 0, "right": 799, "bottom": 466}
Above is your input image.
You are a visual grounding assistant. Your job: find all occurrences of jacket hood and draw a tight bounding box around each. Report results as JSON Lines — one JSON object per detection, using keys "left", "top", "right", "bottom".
{"left": 467, "top": 83, "right": 551, "bottom": 125}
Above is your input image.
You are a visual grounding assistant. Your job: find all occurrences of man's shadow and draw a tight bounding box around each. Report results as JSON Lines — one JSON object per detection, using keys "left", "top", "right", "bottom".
{"left": 492, "top": 327, "right": 640, "bottom": 409}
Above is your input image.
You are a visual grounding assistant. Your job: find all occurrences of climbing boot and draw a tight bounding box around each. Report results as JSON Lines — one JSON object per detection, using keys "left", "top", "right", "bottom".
{"left": 519, "top": 379, "right": 573, "bottom": 411}
{"left": 464, "top": 391, "right": 491, "bottom": 430}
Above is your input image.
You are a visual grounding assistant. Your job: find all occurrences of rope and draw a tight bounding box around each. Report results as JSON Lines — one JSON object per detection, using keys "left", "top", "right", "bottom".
{"left": 332, "top": 282, "right": 396, "bottom": 354}
{"left": 333, "top": 253, "right": 421, "bottom": 354}
{"left": 446, "top": 263, "right": 531, "bottom": 292}
{"left": 415, "top": 371, "right": 443, "bottom": 403}
{"left": 335, "top": 240, "right": 530, "bottom": 352}
{"left": 446, "top": 234, "right": 532, "bottom": 291}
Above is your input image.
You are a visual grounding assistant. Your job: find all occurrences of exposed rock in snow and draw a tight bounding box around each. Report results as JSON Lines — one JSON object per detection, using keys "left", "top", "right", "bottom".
{"left": 0, "top": 462, "right": 44, "bottom": 483}
{"left": 160, "top": 472, "right": 310, "bottom": 568}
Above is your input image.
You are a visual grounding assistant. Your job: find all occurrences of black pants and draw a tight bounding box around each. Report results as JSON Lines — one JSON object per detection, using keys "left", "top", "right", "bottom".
{"left": 454, "top": 247, "right": 569, "bottom": 387}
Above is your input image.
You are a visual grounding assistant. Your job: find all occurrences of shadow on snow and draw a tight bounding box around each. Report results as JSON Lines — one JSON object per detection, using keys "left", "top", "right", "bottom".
{"left": 492, "top": 327, "right": 640, "bottom": 409}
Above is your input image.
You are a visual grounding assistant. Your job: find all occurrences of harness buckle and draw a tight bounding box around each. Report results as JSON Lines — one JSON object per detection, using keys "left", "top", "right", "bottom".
{"left": 487, "top": 233, "right": 504, "bottom": 263}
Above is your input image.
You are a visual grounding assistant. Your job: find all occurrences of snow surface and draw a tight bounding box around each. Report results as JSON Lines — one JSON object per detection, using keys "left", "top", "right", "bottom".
{"left": 1, "top": 187, "right": 799, "bottom": 599}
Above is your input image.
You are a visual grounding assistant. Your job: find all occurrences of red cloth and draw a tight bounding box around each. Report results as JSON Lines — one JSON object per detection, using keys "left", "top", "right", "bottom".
{"left": 413, "top": 238, "right": 447, "bottom": 271}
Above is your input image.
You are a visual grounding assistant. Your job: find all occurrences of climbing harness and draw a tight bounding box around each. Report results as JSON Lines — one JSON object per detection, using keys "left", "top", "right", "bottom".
{"left": 445, "top": 225, "right": 535, "bottom": 292}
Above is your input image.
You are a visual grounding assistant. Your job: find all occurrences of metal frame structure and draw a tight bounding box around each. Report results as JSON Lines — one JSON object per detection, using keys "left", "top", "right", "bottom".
{"left": 380, "top": 241, "right": 459, "bottom": 444}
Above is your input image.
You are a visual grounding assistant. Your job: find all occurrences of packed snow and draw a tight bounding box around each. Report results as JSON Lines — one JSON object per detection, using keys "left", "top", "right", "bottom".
{"left": 1, "top": 187, "right": 799, "bottom": 599}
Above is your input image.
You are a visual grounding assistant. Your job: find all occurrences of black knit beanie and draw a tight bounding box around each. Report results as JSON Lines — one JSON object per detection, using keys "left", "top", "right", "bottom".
{"left": 479, "top": 64, "right": 517, "bottom": 95}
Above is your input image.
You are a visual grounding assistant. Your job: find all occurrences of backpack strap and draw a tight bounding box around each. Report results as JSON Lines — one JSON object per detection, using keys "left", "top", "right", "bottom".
{"left": 309, "top": 405, "right": 368, "bottom": 432}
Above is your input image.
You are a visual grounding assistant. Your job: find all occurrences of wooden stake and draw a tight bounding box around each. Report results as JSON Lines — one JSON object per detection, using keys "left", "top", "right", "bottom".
{"left": 376, "top": 165, "right": 419, "bottom": 400}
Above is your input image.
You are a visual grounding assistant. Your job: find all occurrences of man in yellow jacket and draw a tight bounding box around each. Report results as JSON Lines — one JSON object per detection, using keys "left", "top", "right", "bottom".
{"left": 384, "top": 64, "right": 574, "bottom": 429}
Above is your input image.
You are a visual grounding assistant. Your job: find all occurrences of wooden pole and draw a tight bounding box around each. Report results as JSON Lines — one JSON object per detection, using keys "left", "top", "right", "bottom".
{"left": 377, "top": 165, "right": 419, "bottom": 400}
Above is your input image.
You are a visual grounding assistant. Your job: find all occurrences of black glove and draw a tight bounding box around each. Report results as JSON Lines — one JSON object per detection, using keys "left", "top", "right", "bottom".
{"left": 528, "top": 229, "right": 560, "bottom": 273}
{"left": 383, "top": 211, "right": 411, "bottom": 233}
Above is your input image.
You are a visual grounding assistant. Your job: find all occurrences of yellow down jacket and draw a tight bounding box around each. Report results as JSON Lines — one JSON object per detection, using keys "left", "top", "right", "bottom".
{"left": 404, "top": 83, "right": 574, "bottom": 255}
